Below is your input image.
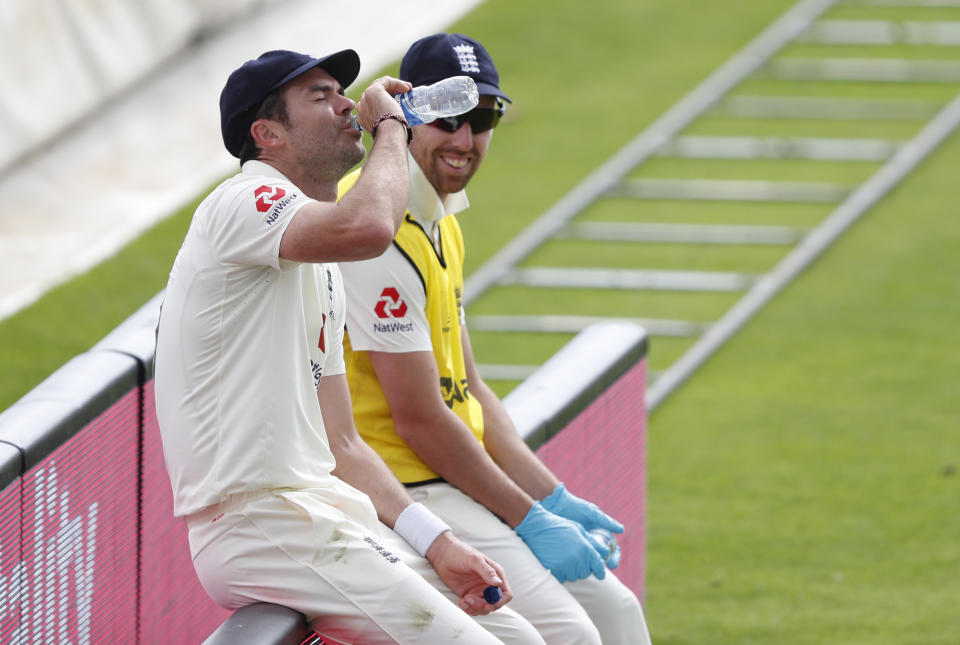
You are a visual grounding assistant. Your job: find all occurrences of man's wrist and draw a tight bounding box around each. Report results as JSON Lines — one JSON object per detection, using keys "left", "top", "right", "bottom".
{"left": 394, "top": 502, "right": 450, "bottom": 557}
{"left": 541, "top": 482, "right": 566, "bottom": 508}
{"left": 514, "top": 500, "right": 544, "bottom": 533}
{"left": 371, "top": 113, "right": 412, "bottom": 144}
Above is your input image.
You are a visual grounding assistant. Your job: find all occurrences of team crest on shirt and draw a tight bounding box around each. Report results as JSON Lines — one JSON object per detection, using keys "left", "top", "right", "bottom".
{"left": 254, "top": 185, "right": 297, "bottom": 225}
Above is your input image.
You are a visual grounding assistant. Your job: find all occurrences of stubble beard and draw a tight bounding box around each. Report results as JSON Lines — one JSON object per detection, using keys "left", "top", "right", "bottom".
{"left": 297, "top": 132, "right": 366, "bottom": 188}
{"left": 429, "top": 159, "right": 475, "bottom": 196}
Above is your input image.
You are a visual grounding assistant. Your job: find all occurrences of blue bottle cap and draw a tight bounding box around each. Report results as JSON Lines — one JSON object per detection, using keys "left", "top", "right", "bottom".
{"left": 483, "top": 586, "right": 502, "bottom": 604}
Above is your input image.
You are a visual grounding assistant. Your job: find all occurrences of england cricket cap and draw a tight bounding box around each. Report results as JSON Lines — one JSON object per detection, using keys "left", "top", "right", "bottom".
{"left": 220, "top": 48, "right": 361, "bottom": 158}
{"left": 400, "top": 33, "right": 511, "bottom": 103}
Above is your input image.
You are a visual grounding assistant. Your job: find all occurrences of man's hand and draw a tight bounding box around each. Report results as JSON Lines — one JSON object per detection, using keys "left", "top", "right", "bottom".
{"left": 541, "top": 483, "right": 624, "bottom": 534}
{"left": 514, "top": 502, "right": 606, "bottom": 583}
{"left": 355, "top": 76, "right": 412, "bottom": 132}
{"left": 425, "top": 531, "right": 512, "bottom": 616}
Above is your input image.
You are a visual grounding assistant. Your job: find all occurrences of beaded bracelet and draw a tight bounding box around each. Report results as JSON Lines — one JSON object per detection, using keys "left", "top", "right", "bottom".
{"left": 371, "top": 112, "right": 412, "bottom": 144}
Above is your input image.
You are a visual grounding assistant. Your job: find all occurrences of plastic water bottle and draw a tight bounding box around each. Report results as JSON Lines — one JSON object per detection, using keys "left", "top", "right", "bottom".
{"left": 393, "top": 76, "right": 479, "bottom": 126}
{"left": 589, "top": 528, "right": 621, "bottom": 569}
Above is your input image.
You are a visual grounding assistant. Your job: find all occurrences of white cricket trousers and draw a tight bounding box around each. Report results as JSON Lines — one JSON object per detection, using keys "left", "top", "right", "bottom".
{"left": 188, "top": 484, "right": 545, "bottom": 645}
{"left": 409, "top": 483, "right": 652, "bottom": 645}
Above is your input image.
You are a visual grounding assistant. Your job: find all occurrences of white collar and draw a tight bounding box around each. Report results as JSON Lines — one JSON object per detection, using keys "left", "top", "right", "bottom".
{"left": 406, "top": 151, "right": 470, "bottom": 229}
{"left": 241, "top": 159, "right": 295, "bottom": 183}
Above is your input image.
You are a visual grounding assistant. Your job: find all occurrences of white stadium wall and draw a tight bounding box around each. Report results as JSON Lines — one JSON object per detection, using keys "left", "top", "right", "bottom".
{"left": 0, "top": 0, "right": 280, "bottom": 172}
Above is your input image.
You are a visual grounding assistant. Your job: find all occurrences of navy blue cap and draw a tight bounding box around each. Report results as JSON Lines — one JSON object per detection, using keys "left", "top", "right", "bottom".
{"left": 219, "top": 49, "right": 361, "bottom": 158}
{"left": 400, "top": 33, "right": 510, "bottom": 103}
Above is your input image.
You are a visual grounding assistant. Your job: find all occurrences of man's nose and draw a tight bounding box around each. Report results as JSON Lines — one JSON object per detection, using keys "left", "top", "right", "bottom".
{"left": 449, "top": 120, "right": 474, "bottom": 146}
{"left": 337, "top": 95, "right": 356, "bottom": 114}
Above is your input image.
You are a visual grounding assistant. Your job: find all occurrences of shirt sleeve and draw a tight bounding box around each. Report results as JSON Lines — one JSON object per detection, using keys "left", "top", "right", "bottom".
{"left": 340, "top": 246, "right": 432, "bottom": 353}
{"left": 202, "top": 176, "right": 312, "bottom": 269}
{"left": 322, "top": 264, "right": 347, "bottom": 376}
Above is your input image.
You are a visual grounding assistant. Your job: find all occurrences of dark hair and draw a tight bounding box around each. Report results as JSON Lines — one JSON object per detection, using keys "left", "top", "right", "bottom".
{"left": 238, "top": 88, "right": 291, "bottom": 165}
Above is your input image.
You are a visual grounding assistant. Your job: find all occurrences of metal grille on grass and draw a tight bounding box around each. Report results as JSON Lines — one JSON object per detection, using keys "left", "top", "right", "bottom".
{"left": 464, "top": 0, "right": 960, "bottom": 410}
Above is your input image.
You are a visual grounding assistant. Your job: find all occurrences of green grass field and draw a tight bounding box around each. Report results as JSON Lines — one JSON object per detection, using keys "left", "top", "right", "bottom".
{"left": 1, "top": 0, "right": 958, "bottom": 642}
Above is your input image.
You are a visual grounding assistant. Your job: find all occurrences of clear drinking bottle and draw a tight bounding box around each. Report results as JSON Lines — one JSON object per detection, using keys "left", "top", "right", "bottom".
{"left": 589, "top": 528, "right": 622, "bottom": 569}
{"left": 393, "top": 76, "right": 479, "bottom": 126}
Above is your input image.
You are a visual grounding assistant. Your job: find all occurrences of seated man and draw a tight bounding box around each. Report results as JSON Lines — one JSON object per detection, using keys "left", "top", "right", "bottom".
{"left": 339, "top": 33, "right": 652, "bottom": 644}
{"left": 154, "top": 45, "right": 544, "bottom": 645}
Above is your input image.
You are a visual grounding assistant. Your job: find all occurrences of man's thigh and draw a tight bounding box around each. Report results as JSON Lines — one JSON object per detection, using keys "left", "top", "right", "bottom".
{"left": 191, "top": 491, "right": 541, "bottom": 644}
{"left": 411, "top": 483, "right": 602, "bottom": 645}
{"left": 213, "top": 532, "right": 487, "bottom": 645}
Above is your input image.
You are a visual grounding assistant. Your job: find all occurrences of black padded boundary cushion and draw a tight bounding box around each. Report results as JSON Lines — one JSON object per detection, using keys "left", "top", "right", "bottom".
{"left": 0, "top": 351, "right": 139, "bottom": 474}
{"left": 93, "top": 291, "right": 164, "bottom": 380}
{"left": 203, "top": 603, "right": 311, "bottom": 645}
{"left": 503, "top": 321, "right": 648, "bottom": 448}
{"left": 0, "top": 442, "right": 22, "bottom": 494}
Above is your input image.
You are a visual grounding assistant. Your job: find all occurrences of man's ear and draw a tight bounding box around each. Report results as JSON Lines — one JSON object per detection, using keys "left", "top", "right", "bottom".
{"left": 251, "top": 118, "right": 285, "bottom": 152}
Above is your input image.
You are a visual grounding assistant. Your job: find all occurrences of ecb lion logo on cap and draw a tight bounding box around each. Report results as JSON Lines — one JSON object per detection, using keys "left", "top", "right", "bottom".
{"left": 453, "top": 44, "right": 480, "bottom": 73}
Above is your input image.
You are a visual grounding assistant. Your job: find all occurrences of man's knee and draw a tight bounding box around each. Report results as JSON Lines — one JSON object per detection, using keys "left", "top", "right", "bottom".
{"left": 562, "top": 618, "right": 603, "bottom": 645}
{"left": 565, "top": 574, "right": 646, "bottom": 644}
{"left": 473, "top": 605, "right": 548, "bottom": 645}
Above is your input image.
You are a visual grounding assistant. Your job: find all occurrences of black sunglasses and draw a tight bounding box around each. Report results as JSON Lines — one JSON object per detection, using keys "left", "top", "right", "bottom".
{"left": 429, "top": 102, "right": 505, "bottom": 134}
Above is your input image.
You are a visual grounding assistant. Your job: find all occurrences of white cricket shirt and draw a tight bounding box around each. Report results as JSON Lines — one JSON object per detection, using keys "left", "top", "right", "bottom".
{"left": 155, "top": 160, "right": 345, "bottom": 517}
{"left": 340, "top": 153, "right": 469, "bottom": 354}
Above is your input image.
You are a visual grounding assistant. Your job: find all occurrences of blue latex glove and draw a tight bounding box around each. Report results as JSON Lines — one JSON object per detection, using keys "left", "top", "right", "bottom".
{"left": 541, "top": 483, "right": 624, "bottom": 534}
{"left": 515, "top": 502, "right": 606, "bottom": 583}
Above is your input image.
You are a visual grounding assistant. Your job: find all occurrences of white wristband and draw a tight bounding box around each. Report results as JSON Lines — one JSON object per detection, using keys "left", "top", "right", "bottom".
{"left": 394, "top": 502, "right": 451, "bottom": 557}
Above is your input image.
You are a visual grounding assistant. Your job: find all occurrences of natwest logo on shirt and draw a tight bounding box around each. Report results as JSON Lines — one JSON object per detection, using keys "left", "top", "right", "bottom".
{"left": 254, "top": 185, "right": 298, "bottom": 226}
{"left": 254, "top": 185, "right": 286, "bottom": 212}
{"left": 372, "top": 287, "right": 414, "bottom": 333}
{"left": 374, "top": 287, "right": 408, "bottom": 319}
